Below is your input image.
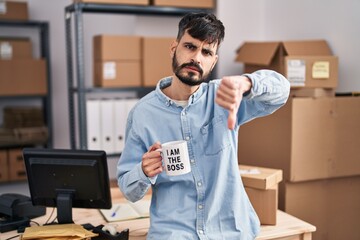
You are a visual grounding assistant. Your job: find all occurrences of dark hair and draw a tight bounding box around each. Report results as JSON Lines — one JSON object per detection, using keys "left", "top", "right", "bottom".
{"left": 177, "top": 12, "right": 225, "bottom": 49}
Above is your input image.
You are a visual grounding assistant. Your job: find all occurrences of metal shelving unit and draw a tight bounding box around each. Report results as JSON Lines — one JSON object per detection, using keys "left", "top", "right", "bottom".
{"left": 65, "top": 3, "right": 211, "bottom": 150}
{"left": 0, "top": 20, "right": 53, "bottom": 148}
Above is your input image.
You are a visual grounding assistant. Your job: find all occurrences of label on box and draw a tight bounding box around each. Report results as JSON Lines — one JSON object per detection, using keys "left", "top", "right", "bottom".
{"left": 103, "top": 62, "right": 116, "bottom": 80}
{"left": 0, "top": 2, "right": 6, "bottom": 14}
{"left": 0, "top": 42, "right": 13, "bottom": 59}
{"left": 312, "top": 61, "right": 330, "bottom": 79}
{"left": 287, "top": 59, "right": 306, "bottom": 86}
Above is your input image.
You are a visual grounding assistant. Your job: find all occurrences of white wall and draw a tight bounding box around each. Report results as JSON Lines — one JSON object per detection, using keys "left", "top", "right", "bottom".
{"left": 1, "top": 0, "right": 359, "bottom": 168}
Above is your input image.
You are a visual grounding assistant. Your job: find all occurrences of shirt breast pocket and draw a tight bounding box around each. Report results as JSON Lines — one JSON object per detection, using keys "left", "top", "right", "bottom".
{"left": 200, "top": 116, "right": 231, "bottom": 156}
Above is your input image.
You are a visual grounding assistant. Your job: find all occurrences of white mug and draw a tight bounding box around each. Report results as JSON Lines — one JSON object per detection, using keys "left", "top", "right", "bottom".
{"left": 158, "top": 140, "right": 191, "bottom": 176}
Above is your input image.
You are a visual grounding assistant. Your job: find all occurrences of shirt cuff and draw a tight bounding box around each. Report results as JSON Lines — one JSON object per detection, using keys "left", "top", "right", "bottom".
{"left": 136, "top": 162, "right": 158, "bottom": 185}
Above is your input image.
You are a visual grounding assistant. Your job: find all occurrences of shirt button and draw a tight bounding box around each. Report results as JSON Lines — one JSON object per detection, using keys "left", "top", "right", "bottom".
{"left": 197, "top": 182, "right": 202, "bottom": 187}
{"left": 181, "top": 111, "right": 186, "bottom": 116}
{"left": 185, "top": 136, "right": 190, "bottom": 141}
{"left": 199, "top": 230, "right": 204, "bottom": 234}
{"left": 198, "top": 204, "right": 203, "bottom": 209}
{"left": 190, "top": 159, "right": 195, "bottom": 164}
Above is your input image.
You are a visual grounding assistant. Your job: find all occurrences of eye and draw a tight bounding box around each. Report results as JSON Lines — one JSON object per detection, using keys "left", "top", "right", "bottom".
{"left": 185, "top": 44, "right": 196, "bottom": 50}
{"left": 202, "top": 49, "right": 213, "bottom": 56}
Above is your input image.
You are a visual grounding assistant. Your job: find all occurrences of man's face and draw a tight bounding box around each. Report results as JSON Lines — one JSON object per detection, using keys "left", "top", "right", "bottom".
{"left": 171, "top": 31, "right": 218, "bottom": 86}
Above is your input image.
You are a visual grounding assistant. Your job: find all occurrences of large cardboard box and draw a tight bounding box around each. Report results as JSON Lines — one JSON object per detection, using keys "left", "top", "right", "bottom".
{"left": 284, "top": 176, "right": 360, "bottom": 240}
{"left": 0, "top": 59, "right": 47, "bottom": 96}
{"left": 238, "top": 96, "right": 360, "bottom": 182}
{"left": 0, "top": 1, "right": 28, "bottom": 20}
{"left": 74, "top": 0, "right": 149, "bottom": 5}
{"left": 0, "top": 150, "right": 9, "bottom": 182}
{"left": 8, "top": 148, "right": 27, "bottom": 181}
{"left": 239, "top": 165, "right": 282, "bottom": 225}
{"left": 152, "top": 0, "right": 214, "bottom": 8}
{"left": 235, "top": 40, "right": 338, "bottom": 88}
{"left": 0, "top": 38, "right": 32, "bottom": 60}
{"left": 94, "top": 35, "right": 142, "bottom": 87}
{"left": 142, "top": 37, "right": 173, "bottom": 87}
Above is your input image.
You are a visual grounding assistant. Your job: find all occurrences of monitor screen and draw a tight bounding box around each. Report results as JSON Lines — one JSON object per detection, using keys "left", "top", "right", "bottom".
{"left": 23, "top": 148, "right": 112, "bottom": 224}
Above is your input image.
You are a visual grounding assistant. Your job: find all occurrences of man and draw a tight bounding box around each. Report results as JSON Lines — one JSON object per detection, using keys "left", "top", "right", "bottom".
{"left": 117, "top": 12, "right": 290, "bottom": 240}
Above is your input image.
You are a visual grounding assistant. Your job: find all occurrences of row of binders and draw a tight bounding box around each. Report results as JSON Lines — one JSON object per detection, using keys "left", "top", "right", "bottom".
{"left": 86, "top": 98, "right": 138, "bottom": 154}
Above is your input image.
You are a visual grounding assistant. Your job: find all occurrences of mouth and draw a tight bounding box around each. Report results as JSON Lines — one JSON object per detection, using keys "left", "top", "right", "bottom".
{"left": 184, "top": 66, "right": 200, "bottom": 73}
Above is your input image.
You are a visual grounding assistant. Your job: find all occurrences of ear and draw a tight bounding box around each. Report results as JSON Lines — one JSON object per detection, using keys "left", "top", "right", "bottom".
{"left": 210, "top": 55, "right": 219, "bottom": 71}
{"left": 170, "top": 40, "right": 178, "bottom": 58}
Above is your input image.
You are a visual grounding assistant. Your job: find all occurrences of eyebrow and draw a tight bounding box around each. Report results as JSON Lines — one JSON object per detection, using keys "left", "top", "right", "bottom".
{"left": 183, "top": 42, "right": 215, "bottom": 55}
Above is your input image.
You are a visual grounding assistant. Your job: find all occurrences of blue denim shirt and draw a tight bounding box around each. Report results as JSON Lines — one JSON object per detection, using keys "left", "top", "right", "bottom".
{"left": 117, "top": 70, "right": 290, "bottom": 240}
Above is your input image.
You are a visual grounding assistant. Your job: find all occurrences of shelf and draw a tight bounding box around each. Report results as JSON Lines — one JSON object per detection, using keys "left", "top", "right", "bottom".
{"left": 65, "top": 3, "right": 211, "bottom": 16}
{"left": 0, "top": 20, "right": 53, "bottom": 148}
{"left": 0, "top": 19, "right": 48, "bottom": 28}
{"left": 65, "top": 3, "right": 212, "bottom": 150}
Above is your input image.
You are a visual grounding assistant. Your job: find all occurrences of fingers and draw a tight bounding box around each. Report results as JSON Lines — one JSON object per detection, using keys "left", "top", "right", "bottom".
{"left": 216, "top": 77, "right": 241, "bottom": 130}
{"left": 142, "top": 143, "right": 163, "bottom": 177}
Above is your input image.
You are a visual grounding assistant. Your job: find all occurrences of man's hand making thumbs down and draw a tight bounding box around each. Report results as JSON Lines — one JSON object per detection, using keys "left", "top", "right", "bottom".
{"left": 215, "top": 76, "right": 252, "bottom": 130}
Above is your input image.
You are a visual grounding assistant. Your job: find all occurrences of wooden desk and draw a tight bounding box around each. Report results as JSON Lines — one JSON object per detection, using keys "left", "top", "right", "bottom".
{"left": 2, "top": 190, "right": 315, "bottom": 240}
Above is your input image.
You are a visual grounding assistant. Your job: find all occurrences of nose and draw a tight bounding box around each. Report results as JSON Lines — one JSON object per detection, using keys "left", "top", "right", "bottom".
{"left": 191, "top": 49, "right": 202, "bottom": 64}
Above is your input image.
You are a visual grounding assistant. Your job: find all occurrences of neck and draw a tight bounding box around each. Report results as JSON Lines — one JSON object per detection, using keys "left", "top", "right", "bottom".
{"left": 162, "top": 75, "right": 200, "bottom": 100}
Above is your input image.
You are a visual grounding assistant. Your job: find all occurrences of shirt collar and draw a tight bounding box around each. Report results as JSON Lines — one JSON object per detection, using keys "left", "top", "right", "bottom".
{"left": 155, "top": 76, "right": 206, "bottom": 107}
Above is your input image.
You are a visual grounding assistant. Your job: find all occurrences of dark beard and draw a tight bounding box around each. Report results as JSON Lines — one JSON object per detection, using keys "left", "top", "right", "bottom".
{"left": 172, "top": 52, "right": 211, "bottom": 86}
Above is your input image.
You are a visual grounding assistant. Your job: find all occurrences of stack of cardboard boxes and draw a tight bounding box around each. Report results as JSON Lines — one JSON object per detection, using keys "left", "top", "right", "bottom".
{"left": 0, "top": 37, "right": 47, "bottom": 95}
{"left": 0, "top": 149, "right": 27, "bottom": 182}
{"left": 94, "top": 35, "right": 174, "bottom": 88}
{"left": 236, "top": 40, "right": 360, "bottom": 240}
{"left": 1, "top": 0, "right": 47, "bottom": 96}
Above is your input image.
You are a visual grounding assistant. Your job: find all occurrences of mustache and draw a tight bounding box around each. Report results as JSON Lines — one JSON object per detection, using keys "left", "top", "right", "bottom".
{"left": 179, "top": 62, "right": 203, "bottom": 75}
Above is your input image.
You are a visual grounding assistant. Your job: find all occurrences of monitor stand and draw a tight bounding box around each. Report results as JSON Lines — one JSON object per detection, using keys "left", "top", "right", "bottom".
{"left": 0, "top": 217, "right": 30, "bottom": 233}
{"left": 56, "top": 191, "right": 75, "bottom": 224}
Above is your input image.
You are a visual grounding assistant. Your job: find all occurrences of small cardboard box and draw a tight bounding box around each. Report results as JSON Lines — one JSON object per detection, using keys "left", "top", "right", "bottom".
{"left": 0, "top": 59, "right": 47, "bottom": 96}
{"left": 239, "top": 165, "right": 283, "bottom": 225}
{"left": 94, "top": 35, "right": 141, "bottom": 61}
{"left": 94, "top": 35, "right": 142, "bottom": 87}
{"left": 94, "top": 61, "right": 141, "bottom": 87}
{"left": 0, "top": 38, "right": 32, "bottom": 60}
{"left": 235, "top": 40, "right": 338, "bottom": 88}
{"left": 74, "top": 0, "right": 149, "bottom": 5}
{"left": 238, "top": 96, "right": 360, "bottom": 182}
{"left": 283, "top": 176, "right": 360, "bottom": 240}
{"left": 0, "top": 1, "right": 28, "bottom": 21}
{"left": 0, "top": 150, "right": 9, "bottom": 182}
{"left": 152, "top": 0, "right": 214, "bottom": 8}
{"left": 142, "top": 37, "right": 173, "bottom": 87}
{"left": 8, "top": 148, "right": 27, "bottom": 181}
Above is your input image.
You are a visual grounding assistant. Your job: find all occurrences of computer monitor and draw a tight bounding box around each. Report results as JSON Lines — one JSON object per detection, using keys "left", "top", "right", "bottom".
{"left": 23, "top": 148, "right": 112, "bottom": 224}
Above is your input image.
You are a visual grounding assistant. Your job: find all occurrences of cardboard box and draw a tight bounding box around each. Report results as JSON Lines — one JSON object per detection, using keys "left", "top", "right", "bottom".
{"left": 0, "top": 1, "right": 28, "bottom": 21}
{"left": 239, "top": 165, "right": 282, "bottom": 225}
{"left": 3, "top": 107, "right": 44, "bottom": 128}
{"left": 0, "top": 59, "right": 47, "bottom": 96}
{"left": 283, "top": 176, "right": 360, "bottom": 240}
{"left": 0, "top": 38, "right": 32, "bottom": 60}
{"left": 235, "top": 40, "right": 338, "bottom": 88}
{"left": 94, "top": 35, "right": 142, "bottom": 87}
{"left": 74, "top": 0, "right": 149, "bottom": 5}
{"left": 238, "top": 96, "right": 360, "bottom": 182}
{"left": 142, "top": 37, "right": 173, "bottom": 87}
{"left": 8, "top": 148, "right": 27, "bottom": 181}
{"left": 94, "top": 35, "right": 141, "bottom": 61}
{"left": 0, "top": 150, "right": 9, "bottom": 182}
{"left": 152, "top": 0, "right": 214, "bottom": 8}
{"left": 95, "top": 61, "right": 141, "bottom": 87}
